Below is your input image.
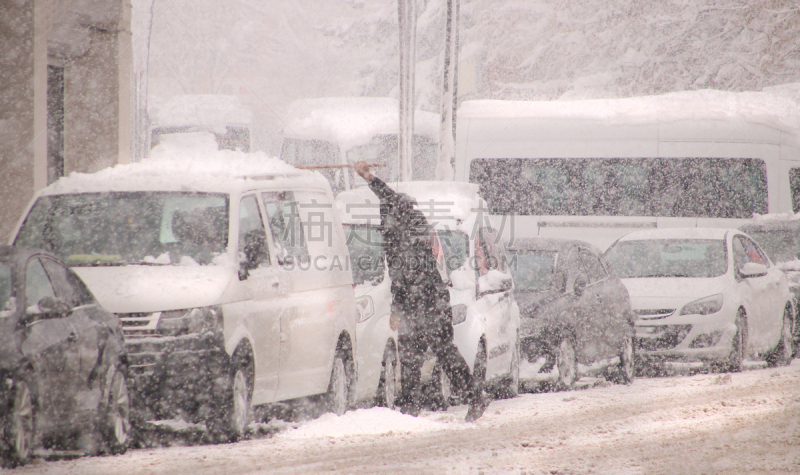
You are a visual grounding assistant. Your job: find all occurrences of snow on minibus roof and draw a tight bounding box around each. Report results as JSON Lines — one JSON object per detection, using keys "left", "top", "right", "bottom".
{"left": 155, "top": 94, "right": 253, "bottom": 128}
{"left": 459, "top": 84, "right": 800, "bottom": 137}
{"left": 40, "top": 132, "right": 327, "bottom": 195}
{"left": 283, "top": 97, "right": 440, "bottom": 151}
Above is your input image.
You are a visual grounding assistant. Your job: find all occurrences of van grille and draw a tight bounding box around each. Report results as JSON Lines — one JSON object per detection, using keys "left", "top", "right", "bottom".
{"left": 118, "top": 312, "right": 162, "bottom": 338}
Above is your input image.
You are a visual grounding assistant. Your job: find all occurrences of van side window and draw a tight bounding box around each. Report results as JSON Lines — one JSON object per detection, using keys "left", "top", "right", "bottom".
{"left": 238, "top": 196, "right": 270, "bottom": 270}
{"left": 262, "top": 192, "right": 309, "bottom": 266}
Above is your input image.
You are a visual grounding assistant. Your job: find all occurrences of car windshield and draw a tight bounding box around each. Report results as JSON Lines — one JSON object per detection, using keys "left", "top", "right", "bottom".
{"left": 741, "top": 229, "right": 800, "bottom": 264}
{"left": 507, "top": 250, "right": 556, "bottom": 292}
{"left": 15, "top": 192, "right": 229, "bottom": 266}
{"left": 0, "top": 264, "right": 13, "bottom": 317}
{"left": 606, "top": 239, "right": 728, "bottom": 278}
{"left": 343, "top": 224, "right": 385, "bottom": 285}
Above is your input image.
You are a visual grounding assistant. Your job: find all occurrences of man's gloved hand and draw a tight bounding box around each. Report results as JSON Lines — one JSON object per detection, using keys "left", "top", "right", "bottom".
{"left": 352, "top": 161, "right": 375, "bottom": 182}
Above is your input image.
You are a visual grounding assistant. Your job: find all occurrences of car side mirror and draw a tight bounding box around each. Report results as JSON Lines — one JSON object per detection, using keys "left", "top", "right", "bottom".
{"left": 573, "top": 274, "right": 588, "bottom": 297}
{"left": 739, "top": 262, "right": 768, "bottom": 278}
{"left": 26, "top": 296, "right": 72, "bottom": 322}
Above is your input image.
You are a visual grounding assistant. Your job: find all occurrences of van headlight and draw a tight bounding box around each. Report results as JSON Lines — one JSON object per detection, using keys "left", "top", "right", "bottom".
{"left": 157, "top": 306, "right": 223, "bottom": 336}
{"left": 680, "top": 294, "right": 723, "bottom": 316}
{"left": 356, "top": 296, "right": 374, "bottom": 323}
{"left": 452, "top": 304, "right": 468, "bottom": 325}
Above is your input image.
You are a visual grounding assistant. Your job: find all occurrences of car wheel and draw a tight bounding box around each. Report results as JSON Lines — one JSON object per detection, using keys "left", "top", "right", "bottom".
{"left": 497, "top": 335, "right": 520, "bottom": 398}
{"left": 726, "top": 310, "right": 747, "bottom": 373}
{"left": 326, "top": 353, "right": 349, "bottom": 416}
{"left": 766, "top": 306, "right": 794, "bottom": 367}
{"left": 615, "top": 332, "right": 635, "bottom": 385}
{"left": 2, "top": 380, "right": 33, "bottom": 467}
{"left": 208, "top": 356, "right": 252, "bottom": 443}
{"left": 556, "top": 338, "right": 578, "bottom": 390}
{"left": 100, "top": 367, "right": 131, "bottom": 454}
{"left": 377, "top": 344, "right": 399, "bottom": 410}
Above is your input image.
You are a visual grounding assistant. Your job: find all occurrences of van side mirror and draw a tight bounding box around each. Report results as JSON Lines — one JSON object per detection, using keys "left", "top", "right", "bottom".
{"left": 573, "top": 274, "right": 588, "bottom": 297}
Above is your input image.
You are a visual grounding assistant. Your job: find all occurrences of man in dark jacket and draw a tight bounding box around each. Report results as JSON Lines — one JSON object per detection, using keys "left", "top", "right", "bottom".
{"left": 353, "top": 161, "right": 489, "bottom": 422}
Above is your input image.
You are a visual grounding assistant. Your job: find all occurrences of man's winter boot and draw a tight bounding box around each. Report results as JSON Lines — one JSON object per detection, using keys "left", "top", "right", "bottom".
{"left": 465, "top": 389, "right": 490, "bottom": 422}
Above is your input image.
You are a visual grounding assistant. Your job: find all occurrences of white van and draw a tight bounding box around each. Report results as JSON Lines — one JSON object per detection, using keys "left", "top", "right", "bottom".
{"left": 336, "top": 181, "right": 521, "bottom": 402}
{"left": 281, "top": 97, "right": 440, "bottom": 193}
{"left": 455, "top": 91, "right": 800, "bottom": 250}
{"left": 11, "top": 136, "right": 356, "bottom": 439}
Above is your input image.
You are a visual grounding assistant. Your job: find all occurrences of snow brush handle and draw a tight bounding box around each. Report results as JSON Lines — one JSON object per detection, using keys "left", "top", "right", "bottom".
{"left": 295, "top": 163, "right": 386, "bottom": 170}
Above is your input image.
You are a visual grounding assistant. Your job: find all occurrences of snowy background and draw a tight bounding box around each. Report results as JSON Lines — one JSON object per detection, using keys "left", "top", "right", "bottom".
{"left": 144, "top": 0, "right": 800, "bottom": 155}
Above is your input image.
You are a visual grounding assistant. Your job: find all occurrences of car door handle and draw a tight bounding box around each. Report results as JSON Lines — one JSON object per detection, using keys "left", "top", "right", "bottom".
{"left": 68, "top": 331, "right": 78, "bottom": 342}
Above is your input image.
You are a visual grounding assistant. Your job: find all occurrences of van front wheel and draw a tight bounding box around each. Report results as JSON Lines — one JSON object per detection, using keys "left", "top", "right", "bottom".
{"left": 326, "top": 353, "right": 349, "bottom": 415}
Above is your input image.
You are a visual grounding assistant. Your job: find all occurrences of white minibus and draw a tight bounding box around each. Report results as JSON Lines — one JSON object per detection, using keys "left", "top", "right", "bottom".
{"left": 455, "top": 93, "right": 800, "bottom": 250}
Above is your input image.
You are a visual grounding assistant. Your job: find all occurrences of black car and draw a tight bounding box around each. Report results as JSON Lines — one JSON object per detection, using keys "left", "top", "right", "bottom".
{"left": 506, "top": 238, "right": 635, "bottom": 389}
{"left": 0, "top": 246, "right": 130, "bottom": 466}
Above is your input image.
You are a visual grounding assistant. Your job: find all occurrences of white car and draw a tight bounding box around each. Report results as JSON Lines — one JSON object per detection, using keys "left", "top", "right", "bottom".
{"left": 336, "top": 181, "right": 521, "bottom": 405}
{"left": 605, "top": 228, "right": 794, "bottom": 373}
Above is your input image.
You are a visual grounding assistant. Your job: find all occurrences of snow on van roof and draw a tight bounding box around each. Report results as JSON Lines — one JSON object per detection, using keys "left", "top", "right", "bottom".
{"left": 283, "top": 97, "right": 440, "bottom": 151}
{"left": 335, "top": 180, "right": 481, "bottom": 225}
{"left": 156, "top": 94, "right": 253, "bottom": 128}
{"left": 42, "top": 132, "right": 328, "bottom": 195}
{"left": 459, "top": 83, "right": 800, "bottom": 137}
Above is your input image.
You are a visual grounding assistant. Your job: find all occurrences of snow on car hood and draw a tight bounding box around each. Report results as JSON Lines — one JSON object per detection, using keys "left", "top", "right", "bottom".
{"left": 73, "top": 265, "right": 234, "bottom": 314}
{"left": 621, "top": 277, "right": 729, "bottom": 310}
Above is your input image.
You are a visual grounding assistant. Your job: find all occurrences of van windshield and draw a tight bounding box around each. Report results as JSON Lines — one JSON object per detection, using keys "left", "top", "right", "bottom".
{"left": 470, "top": 158, "right": 767, "bottom": 219}
{"left": 15, "top": 192, "right": 229, "bottom": 266}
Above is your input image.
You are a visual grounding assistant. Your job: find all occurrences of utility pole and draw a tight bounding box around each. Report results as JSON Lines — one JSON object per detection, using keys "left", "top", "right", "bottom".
{"left": 437, "top": 0, "right": 459, "bottom": 180}
{"left": 398, "top": 0, "right": 417, "bottom": 182}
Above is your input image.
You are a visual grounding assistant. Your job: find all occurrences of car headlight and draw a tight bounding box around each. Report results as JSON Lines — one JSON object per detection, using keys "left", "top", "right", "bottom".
{"left": 355, "top": 296, "right": 374, "bottom": 323}
{"left": 452, "top": 304, "right": 468, "bottom": 325}
{"left": 157, "top": 306, "right": 223, "bottom": 336}
{"left": 680, "top": 294, "right": 723, "bottom": 316}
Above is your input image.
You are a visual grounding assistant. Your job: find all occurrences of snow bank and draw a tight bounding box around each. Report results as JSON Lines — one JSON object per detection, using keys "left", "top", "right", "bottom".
{"left": 284, "top": 97, "right": 440, "bottom": 151}
{"left": 44, "top": 132, "right": 327, "bottom": 195}
{"left": 278, "top": 407, "right": 459, "bottom": 439}
{"left": 460, "top": 84, "right": 800, "bottom": 139}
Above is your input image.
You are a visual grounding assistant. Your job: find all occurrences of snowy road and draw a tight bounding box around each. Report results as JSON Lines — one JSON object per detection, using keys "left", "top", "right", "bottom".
{"left": 19, "top": 361, "right": 800, "bottom": 475}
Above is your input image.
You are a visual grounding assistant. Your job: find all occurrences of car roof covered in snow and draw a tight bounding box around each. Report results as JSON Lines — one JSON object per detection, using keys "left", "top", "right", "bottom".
{"left": 37, "top": 132, "right": 331, "bottom": 196}
{"left": 335, "top": 180, "right": 482, "bottom": 226}
{"left": 616, "top": 228, "right": 732, "bottom": 242}
{"left": 283, "top": 97, "right": 440, "bottom": 151}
